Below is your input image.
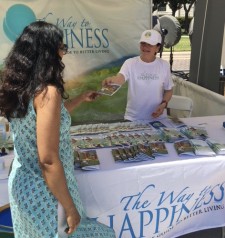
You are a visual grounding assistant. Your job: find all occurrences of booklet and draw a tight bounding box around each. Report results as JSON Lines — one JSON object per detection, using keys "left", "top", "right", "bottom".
{"left": 180, "top": 126, "right": 208, "bottom": 140}
{"left": 112, "top": 148, "right": 124, "bottom": 162}
{"left": 109, "top": 121, "right": 151, "bottom": 132}
{"left": 167, "top": 116, "right": 186, "bottom": 128}
{"left": 112, "top": 147, "right": 134, "bottom": 162}
{"left": 149, "top": 142, "right": 168, "bottom": 156}
{"left": 137, "top": 144, "right": 155, "bottom": 160}
{"left": 149, "top": 120, "right": 167, "bottom": 129}
{"left": 206, "top": 138, "right": 225, "bottom": 155}
{"left": 71, "top": 123, "right": 110, "bottom": 135}
{"left": 71, "top": 137, "right": 84, "bottom": 149}
{"left": 142, "top": 131, "right": 164, "bottom": 143}
{"left": 190, "top": 139, "right": 216, "bottom": 156}
{"left": 98, "top": 135, "right": 113, "bottom": 147}
{"left": 98, "top": 83, "right": 121, "bottom": 96}
{"left": 109, "top": 134, "right": 127, "bottom": 147}
{"left": 74, "top": 150, "right": 100, "bottom": 170}
{"left": 174, "top": 140, "right": 195, "bottom": 156}
{"left": 72, "top": 137, "right": 95, "bottom": 149}
{"left": 160, "top": 127, "right": 187, "bottom": 143}
{"left": 127, "top": 133, "right": 146, "bottom": 145}
{"left": 112, "top": 144, "right": 155, "bottom": 163}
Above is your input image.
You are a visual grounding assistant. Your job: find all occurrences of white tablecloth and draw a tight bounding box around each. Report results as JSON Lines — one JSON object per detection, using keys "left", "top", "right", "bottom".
{"left": 74, "top": 115, "right": 225, "bottom": 238}
{"left": 1, "top": 115, "right": 225, "bottom": 238}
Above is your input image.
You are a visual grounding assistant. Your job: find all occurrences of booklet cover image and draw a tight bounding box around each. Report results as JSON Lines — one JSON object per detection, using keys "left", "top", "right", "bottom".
{"left": 98, "top": 83, "right": 121, "bottom": 96}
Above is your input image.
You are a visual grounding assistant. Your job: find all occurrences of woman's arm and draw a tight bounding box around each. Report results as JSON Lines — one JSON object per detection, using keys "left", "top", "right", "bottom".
{"left": 152, "top": 89, "right": 173, "bottom": 118}
{"left": 161, "top": 89, "right": 173, "bottom": 107}
{"left": 34, "top": 85, "right": 80, "bottom": 234}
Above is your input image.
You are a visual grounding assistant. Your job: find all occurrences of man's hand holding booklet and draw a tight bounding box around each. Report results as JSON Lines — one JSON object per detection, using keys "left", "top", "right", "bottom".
{"left": 98, "top": 83, "right": 121, "bottom": 96}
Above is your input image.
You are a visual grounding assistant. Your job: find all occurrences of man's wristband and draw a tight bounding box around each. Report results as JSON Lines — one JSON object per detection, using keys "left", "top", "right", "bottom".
{"left": 160, "top": 100, "right": 168, "bottom": 108}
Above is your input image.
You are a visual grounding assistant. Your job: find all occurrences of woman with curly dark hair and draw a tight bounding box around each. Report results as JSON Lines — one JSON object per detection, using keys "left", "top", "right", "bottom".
{"left": 0, "top": 21, "right": 115, "bottom": 238}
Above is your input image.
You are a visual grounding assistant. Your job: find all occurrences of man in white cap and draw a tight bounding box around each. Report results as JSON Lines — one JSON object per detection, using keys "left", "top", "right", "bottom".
{"left": 102, "top": 29, "right": 173, "bottom": 121}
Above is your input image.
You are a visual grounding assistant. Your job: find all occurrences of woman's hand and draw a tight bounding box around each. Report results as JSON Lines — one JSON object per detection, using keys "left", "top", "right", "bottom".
{"left": 81, "top": 91, "right": 100, "bottom": 102}
{"left": 65, "top": 206, "right": 81, "bottom": 235}
{"left": 64, "top": 90, "right": 100, "bottom": 112}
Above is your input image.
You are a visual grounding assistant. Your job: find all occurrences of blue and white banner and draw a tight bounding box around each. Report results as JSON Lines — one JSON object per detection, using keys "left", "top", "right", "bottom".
{"left": 76, "top": 155, "right": 225, "bottom": 238}
{"left": 0, "top": 0, "right": 152, "bottom": 79}
{"left": 0, "top": 0, "right": 152, "bottom": 124}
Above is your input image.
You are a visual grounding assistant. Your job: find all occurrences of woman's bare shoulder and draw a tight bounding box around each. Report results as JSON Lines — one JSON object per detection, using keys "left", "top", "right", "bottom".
{"left": 34, "top": 85, "right": 61, "bottom": 109}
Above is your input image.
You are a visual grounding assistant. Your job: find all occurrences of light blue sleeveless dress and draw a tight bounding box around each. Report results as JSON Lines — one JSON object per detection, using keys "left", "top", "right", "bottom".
{"left": 8, "top": 100, "right": 116, "bottom": 238}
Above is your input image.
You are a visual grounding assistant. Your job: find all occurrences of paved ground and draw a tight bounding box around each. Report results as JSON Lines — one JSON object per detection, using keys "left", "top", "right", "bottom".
{"left": 163, "top": 51, "right": 225, "bottom": 96}
{"left": 179, "top": 227, "right": 224, "bottom": 238}
{"left": 161, "top": 51, "right": 191, "bottom": 72}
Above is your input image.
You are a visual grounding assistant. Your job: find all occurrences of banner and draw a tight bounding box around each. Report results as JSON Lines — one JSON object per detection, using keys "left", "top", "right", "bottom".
{"left": 0, "top": 0, "right": 152, "bottom": 124}
{"left": 76, "top": 157, "right": 225, "bottom": 238}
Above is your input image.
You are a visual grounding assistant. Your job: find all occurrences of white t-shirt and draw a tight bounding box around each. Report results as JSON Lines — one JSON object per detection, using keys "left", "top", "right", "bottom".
{"left": 119, "top": 56, "right": 173, "bottom": 121}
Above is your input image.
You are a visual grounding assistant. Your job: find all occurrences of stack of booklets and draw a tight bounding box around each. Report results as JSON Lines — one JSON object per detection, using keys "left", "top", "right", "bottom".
{"left": 150, "top": 142, "right": 168, "bottom": 156}
{"left": 74, "top": 150, "right": 100, "bottom": 170}
{"left": 174, "top": 139, "right": 216, "bottom": 156}
{"left": 109, "top": 133, "right": 130, "bottom": 146}
{"left": 111, "top": 142, "right": 168, "bottom": 163}
{"left": 142, "top": 131, "right": 164, "bottom": 143}
{"left": 112, "top": 145, "right": 155, "bottom": 162}
{"left": 206, "top": 138, "right": 225, "bottom": 155}
{"left": 174, "top": 140, "right": 195, "bottom": 156}
{"left": 71, "top": 130, "right": 165, "bottom": 149}
{"left": 109, "top": 121, "right": 151, "bottom": 132}
{"left": 159, "top": 127, "right": 187, "bottom": 143}
{"left": 70, "top": 121, "right": 151, "bottom": 136}
{"left": 190, "top": 139, "right": 216, "bottom": 156}
{"left": 180, "top": 126, "right": 208, "bottom": 140}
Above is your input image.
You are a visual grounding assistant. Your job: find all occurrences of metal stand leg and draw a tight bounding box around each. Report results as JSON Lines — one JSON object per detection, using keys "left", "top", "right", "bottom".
{"left": 222, "top": 227, "right": 225, "bottom": 238}
{"left": 170, "top": 46, "right": 173, "bottom": 72}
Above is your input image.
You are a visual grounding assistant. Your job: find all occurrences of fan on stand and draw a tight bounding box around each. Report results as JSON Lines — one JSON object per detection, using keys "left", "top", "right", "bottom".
{"left": 153, "top": 15, "right": 181, "bottom": 72}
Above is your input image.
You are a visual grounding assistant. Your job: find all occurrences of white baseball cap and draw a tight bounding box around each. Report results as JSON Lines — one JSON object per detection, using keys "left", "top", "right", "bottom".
{"left": 139, "top": 29, "right": 162, "bottom": 45}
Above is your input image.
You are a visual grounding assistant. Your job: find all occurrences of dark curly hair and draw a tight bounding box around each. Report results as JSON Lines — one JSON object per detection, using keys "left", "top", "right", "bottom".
{"left": 0, "top": 21, "right": 68, "bottom": 119}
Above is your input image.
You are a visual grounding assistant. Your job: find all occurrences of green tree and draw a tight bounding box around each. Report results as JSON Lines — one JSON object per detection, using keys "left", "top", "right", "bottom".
{"left": 168, "top": 0, "right": 182, "bottom": 16}
{"left": 182, "top": 0, "right": 196, "bottom": 33}
{"left": 152, "top": 0, "right": 168, "bottom": 12}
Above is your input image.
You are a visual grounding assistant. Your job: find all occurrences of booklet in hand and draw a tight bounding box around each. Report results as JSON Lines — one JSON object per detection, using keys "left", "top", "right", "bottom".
{"left": 98, "top": 83, "right": 121, "bottom": 96}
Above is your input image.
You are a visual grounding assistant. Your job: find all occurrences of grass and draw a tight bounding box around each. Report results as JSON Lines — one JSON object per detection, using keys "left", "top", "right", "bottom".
{"left": 0, "top": 233, "right": 14, "bottom": 238}
{"left": 66, "top": 66, "right": 127, "bottom": 125}
{"left": 163, "top": 35, "right": 191, "bottom": 52}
